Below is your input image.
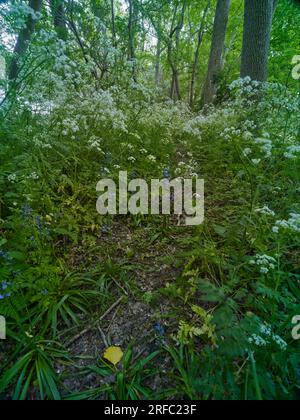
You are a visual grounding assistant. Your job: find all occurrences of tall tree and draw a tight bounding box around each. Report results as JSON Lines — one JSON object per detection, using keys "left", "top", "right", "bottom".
{"left": 240, "top": 0, "right": 278, "bottom": 82}
{"left": 201, "top": 0, "right": 231, "bottom": 106}
{"left": 127, "top": 0, "right": 137, "bottom": 80}
{"left": 50, "top": 0, "right": 67, "bottom": 40}
{"left": 155, "top": 37, "right": 162, "bottom": 86}
{"left": 111, "top": 0, "right": 117, "bottom": 47}
{"left": 9, "top": 0, "right": 43, "bottom": 81}
{"left": 189, "top": 0, "right": 210, "bottom": 108}
{"left": 168, "top": 0, "right": 187, "bottom": 100}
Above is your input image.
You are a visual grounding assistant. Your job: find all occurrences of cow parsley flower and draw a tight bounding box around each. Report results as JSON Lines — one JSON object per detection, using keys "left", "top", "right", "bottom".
{"left": 255, "top": 206, "right": 275, "bottom": 217}
{"left": 284, "top": 145, "right": 300, "bottom": 159}
{"left": 249, "top": 323, "right": 287, "bottom": 351}
{"left": 255, "top": 137, "right": 273, "bottom": 158}
{"left": 147, "top": 155, "right": 156, "bottom": 163}
{"left": 28, "top": 172, "right": 39, "bottom": 180}
{"left": 248, "top": 334, "right": 267, "bottom": 347}
{"left": 243, "top": 148, "right": 252, "bottom": 157}
{"left": 250, "top": 254, "right": 277, "bottom": 274}
{"left": 274, "top": 213, "right": 300, "bottom": 233}
{"left": 7, "top": 173, "right": 17, "bottom": 183}
{"left": 251, "top": 159, "right": 261, "bottom": 165}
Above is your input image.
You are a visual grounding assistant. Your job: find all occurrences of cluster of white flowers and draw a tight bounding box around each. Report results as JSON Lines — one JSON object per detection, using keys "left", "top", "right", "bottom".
{"left": 221, "top": 126, "right": 242, "bottom": 141}
{"left": 249, "top": 323, "right": 287, "bottom": 351}
{"left": 174, "top": 159, "right": 198, "bottom": 177}
{"left": 229, "top": 77, "right": 262, "bottom": 91}
{"left": 243, "top": 148, "right": 252, "bottom": 157}
{"left": 248, "top": 334, "right": 268, "bottom": 347}
{"left": 251, "top": 159, "right": 261, "bottom": 166}
{"left": 32, "top": 136, "right": 52, "bottom": 150}
{"left": 7, "top": 173, "right": 17, "bottom": 183}
{"left": 9, "top": 2, "right": 41, "bottom": 30}
{"left": 273, "top": 213, "right": 300, "bottom": 234}
{"left": 255, "top": 206, "right": 276, "bottom": 217}
{"left": 147, "top": 155, "right": 157, "bottom": 163}
{"left": 88, "top": 137, "right": 103, "bottom": 153}
{"left": 250, "top": 254, "right": 277, "bottom": 274}
{"left": 61, "top": 118, "right": 80, "bottom": 136}
{"left": 254, "top": 135, "right": 273, "bottom": 158}
{"left": 38, "top": 29, "right": 57, "bottom": 44}
{"left": 183, "top": 116, "right": 202, "bottom": 138}
{"left": 228, "top": 78, "right": 269, "bottom": 102}
{"left": 27, "top": 172, "right": 39, "bottom": 180}
{"left": 284, "top": 145, "right": 300, "bottom": 159}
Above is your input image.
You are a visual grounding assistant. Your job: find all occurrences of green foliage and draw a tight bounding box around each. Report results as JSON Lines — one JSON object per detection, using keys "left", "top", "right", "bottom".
{"left": 0, "top": 0, "right": 299, "bottom": 402}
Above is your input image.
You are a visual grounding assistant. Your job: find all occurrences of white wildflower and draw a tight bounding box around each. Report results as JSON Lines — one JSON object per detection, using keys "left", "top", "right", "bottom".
{"left": 250, "top": 254, "right": 277, "bottom": 274}
{"left": 147, "top": 155, "right": 157, "bottom": 163}
{"left": 251, "top": 159, "right": 261, "bottom": 165}
{"left": 255, "top": 206, "right": 275, "bottom": 217}
{"left": 274, "top": 213, "right": 300, "bottom": 233}
{"left": 7, "top": 173, "right": 17, "bottom": 183}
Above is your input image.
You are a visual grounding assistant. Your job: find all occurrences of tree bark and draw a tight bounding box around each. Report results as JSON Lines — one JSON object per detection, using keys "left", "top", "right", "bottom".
{"left": 9, "top": 0, "right": 43, "bottom": 81}
{"left": 111, "top": 0, "right": 117, "bottom": 47}
{"left": 189, "top": 0, "right": 210, "bottom": 108}
{"left": 168, "top": 1, "right": 186, "bottom": 100}
{"left": 50, "top": 0, "right": 67, "bottom": 40}
{"left": 155, "top": 37, "right": 162, "bottom": 86}
{"left": 201, "top": 0, "right": 231, "bottom": 106}
{"left": 240, "top": 0, "right": 275, "bottom": 82}
{"left": 127, "top": 0, "right": 137, "bottom": 81}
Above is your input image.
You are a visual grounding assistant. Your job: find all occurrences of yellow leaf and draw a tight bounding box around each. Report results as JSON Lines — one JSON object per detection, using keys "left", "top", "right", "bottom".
{"left": 103, "top": 346, "right": 123, "bottom": 366}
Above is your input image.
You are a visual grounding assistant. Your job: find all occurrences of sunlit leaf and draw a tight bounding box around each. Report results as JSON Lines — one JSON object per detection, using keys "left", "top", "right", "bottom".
{"left": 103, "top": 346, "right": 123, "bottom": 366}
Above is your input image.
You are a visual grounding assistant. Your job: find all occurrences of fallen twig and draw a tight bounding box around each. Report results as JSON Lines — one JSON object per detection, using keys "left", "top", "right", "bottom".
{"left": 66, "top": 296, "right": 125, "bottom": 348}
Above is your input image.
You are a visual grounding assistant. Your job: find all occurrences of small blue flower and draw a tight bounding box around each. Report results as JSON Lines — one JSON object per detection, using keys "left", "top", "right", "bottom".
{"left": 35, "top": 215, "right": 43, "bottom": 230}
{"left": 154, "top": 323, "right": 165, "bottom": 336}
{"left": 21, "top": 204, "right": 33, "bottom": 218}
{"left": 163, "top": 168, "right": 171, "bottom": 179}
{"left": 1, "top": 282, "right": 8, "bottom": 290}
{"left": 101, "top": 225, "right": 110, "bottom": 234}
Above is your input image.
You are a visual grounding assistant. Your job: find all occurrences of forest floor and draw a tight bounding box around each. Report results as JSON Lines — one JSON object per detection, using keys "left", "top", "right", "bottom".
{"left": 52, "top": 138, "right": 223, "bottom": 397}
{"left": 61, "top": 220, "right": 190, "bottom": 395}
{"left": 56, "top": 148, "right": 236, "bottom": 397}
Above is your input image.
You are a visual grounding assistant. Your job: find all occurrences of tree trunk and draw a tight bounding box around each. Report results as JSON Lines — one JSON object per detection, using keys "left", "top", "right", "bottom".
{"left": 201, "top": 0, "right": 231, "bottom": 106}
{"left": 189, "top": 0, "right": 210, "bottom": 108}
{"left": 128, "top": 0, "right": 135, "bottom": 61}
{"left": 168, "top": 1, "right": 186, "bottom": 100}
{"left": 155, "top": 37, "right": 162, "bottom": 86}
{"left": 127, "top": 0, "right": 137, "bottom": 81}
{"left": 240, "top": 0, "right": 276, "bottom": 82}
{"left": 50, "top": 0, "right": 67, "bottom": 40}
{"left": 111, "top": 0, "right": 117, "bottom": 47}
{"left": 9, "top": 0, "right": 43, "bottom": 81}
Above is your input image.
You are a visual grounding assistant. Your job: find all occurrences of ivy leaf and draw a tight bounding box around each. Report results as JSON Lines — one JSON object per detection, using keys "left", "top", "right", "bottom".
{"left": 103, "top": 346, "right": 123, "bottom": 366}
